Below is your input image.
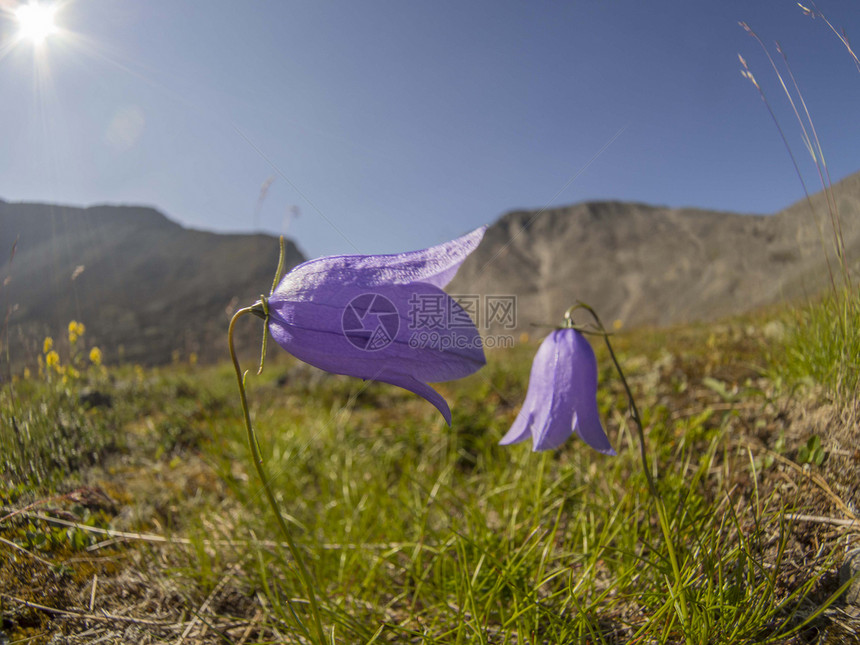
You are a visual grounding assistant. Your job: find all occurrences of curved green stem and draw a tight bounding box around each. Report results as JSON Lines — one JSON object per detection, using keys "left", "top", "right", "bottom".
{"left": 228, "top": 307, "right": 326, "bottom": 643}
{"left": 568, "top": 302, "right": 692, "bottom": 642}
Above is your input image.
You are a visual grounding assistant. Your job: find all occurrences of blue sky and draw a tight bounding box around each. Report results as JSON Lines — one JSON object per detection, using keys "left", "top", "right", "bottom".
{"left": 1, "top": 0, "right": 858, "bottom": 257}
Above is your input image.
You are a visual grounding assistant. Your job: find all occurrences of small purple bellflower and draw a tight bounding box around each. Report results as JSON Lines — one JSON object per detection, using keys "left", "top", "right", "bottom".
{"left": 262, "top": 227, "right": 487, "bottom": 424}
{"left": 500, "top": 328, "right": 615, "bottom": 454}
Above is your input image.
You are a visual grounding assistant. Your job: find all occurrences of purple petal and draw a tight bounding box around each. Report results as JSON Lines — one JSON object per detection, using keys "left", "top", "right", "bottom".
{"left": 499, "top": 409, "right": 532, "bottom": 445}
{"left": 267, "top": 281, "right": 485, "bottom": 423}
{"left": 272, "top": 227, "right": 486, "bottom": 295}
{"left": 499, "top": 339, "right": 554, "bottom": 446}
{"left": 374, "top": 371, "right": 452, "bottom": 425}
{"left": 501, "top": 329, "right": 614, "bottom": 454}
{"left": 530, "top": 331, "right": 575, "bottom": 451}
{"left": 565, "top": 333, "right": 615, "bottom": 455}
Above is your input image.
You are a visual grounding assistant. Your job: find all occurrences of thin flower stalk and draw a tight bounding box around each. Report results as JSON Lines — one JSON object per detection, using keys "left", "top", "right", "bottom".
{"left": 228, "top": 306, "right": 325, "bottom": 643}
{"left": 569, "top": 302, "right": 692, "bottom": 643}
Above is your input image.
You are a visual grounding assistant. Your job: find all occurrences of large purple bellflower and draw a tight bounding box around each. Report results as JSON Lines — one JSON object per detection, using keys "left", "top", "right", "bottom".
{"left": 265, "top": 228, "right": 487, "bottom": 424}
{"left": 500, "top": 328, "right": 615, "bottom": 454}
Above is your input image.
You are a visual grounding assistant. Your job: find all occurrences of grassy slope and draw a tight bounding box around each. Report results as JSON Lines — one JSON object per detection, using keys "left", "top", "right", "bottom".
{"left": 1, "top": 307, "right": 858, "bottom": 644}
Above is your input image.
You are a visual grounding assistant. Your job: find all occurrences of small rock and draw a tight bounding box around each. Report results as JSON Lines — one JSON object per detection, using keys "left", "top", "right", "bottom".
{"left": 67, "top": 486, "right": 118, "bottom": 514}
{"left": 79, "top": 387, "right": 113, "bottom": 409}
{"left": 762, "top": 320, "right": 786, "bottom": 342}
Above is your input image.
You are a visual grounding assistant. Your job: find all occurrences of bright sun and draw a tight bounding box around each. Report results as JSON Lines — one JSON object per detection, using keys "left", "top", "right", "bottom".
{"left": 15, "top": 2, "right": 58, "bottom": 45}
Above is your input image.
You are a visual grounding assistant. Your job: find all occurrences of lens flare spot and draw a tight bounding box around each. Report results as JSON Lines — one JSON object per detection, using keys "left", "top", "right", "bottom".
{"left": 16, "top": 3, "right": 58, "bottom": 45}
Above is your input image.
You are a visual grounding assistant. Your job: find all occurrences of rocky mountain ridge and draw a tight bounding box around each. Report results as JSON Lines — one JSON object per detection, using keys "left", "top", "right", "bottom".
{"left": 449, "top": 171, "right": 860, "bottom": 332}
{"left": 1, "top": 170, "right": 857, "bottom": 367}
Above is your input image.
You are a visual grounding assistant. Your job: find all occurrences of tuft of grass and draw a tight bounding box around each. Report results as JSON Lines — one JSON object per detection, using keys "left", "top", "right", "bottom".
{"left": 777, "top": 288, "right": 860, "bottom": 399}
{"left": 203, "top": 322, "right": 851, "bottom": 643}
{"left": 1, "top": 317, "right": 854, "bottom": 643}
{"left": 740, "top": 6, "right": 859, "bottom": 405}
{"left": 1, "top": 324, "right": 118, "bottom": 489}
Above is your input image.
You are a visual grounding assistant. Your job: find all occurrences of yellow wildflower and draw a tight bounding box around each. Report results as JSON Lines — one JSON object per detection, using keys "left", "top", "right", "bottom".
{"left": 68, "top": 320, "right": 85, "bottom": 344}
{"left": 45, "top": 350, "right": 60, "bottom": 369}
{"left": 89, "top": 347, "right": 103, "bottom": 366}
{"left": 43, "top": 337, "right": 54, "bottom": 353}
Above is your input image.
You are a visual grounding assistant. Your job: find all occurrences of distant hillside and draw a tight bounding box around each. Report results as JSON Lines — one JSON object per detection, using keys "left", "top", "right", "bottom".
{"left": 2, "top": 171, "right": 858, "bottom": 369}
{"left": 0, "top": 202, "right": 304, "bottom": 367}
{"left": 449, "top": 170, "right": 860, "bottom": 333}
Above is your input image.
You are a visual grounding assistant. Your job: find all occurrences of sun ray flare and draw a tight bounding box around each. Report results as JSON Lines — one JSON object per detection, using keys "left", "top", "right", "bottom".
{"left": 15, "top": 2, "right": 58, "bottom": 45}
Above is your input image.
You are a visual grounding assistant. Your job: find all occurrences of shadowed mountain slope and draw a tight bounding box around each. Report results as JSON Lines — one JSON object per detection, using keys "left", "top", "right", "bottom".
{"left": 0, "top": 201, "right": 304, "bottom": 367}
